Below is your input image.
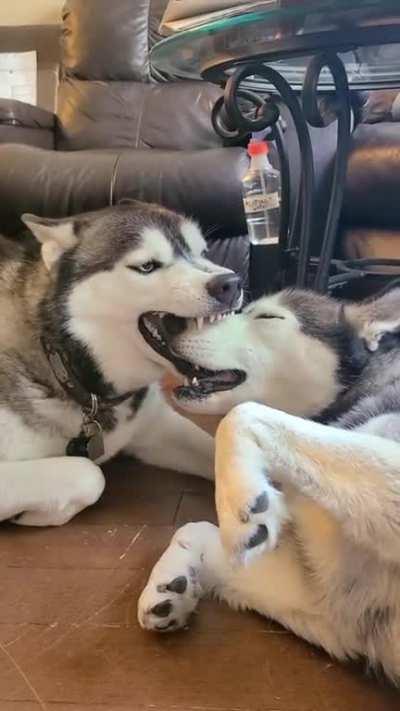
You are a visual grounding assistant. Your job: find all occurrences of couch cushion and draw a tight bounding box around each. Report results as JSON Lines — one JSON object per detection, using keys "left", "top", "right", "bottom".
{"left": 0, "top": 143, "right": 248, "bottom": 239}
{"left": 343, "top": 227, "right": 400, "bottom": 260}
{"left": 343, "top": 123, "right": 400, "bottom": 229}
{"left": 114, "top": 147, "right": 248, "bottom": 237}
{"left": 56, "top": 78, "right": 223, "bottom": 150}
{"left": 62, "top": 0, "right": 167, "bottom": 82}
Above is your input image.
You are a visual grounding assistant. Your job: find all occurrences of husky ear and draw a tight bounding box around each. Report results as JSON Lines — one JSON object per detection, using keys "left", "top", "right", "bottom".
{"left": 22, "top": 214, "right": 78, "bottom": 271}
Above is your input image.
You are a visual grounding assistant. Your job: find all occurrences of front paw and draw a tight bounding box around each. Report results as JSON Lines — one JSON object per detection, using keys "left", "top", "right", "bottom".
{"left": 138, "top": 569, "right": 200, "bottom": 633}
{"left": 217, "top": 473, "right": 289, "bottom": 563}
{"left": 138, "top": 533, "right": 203, "bottom": 633}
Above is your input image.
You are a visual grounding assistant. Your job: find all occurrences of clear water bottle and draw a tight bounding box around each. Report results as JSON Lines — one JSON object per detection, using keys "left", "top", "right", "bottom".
{"left": 241, "top": 139, "right": 281, "bottom": 246}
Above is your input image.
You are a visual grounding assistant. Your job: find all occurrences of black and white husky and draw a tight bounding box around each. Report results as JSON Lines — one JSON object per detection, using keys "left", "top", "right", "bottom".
{"left": 139, "top": 288, "right": 400, "bottom": 683}
{"left": 0, "top": 201, "right": 242, "bottom": 526}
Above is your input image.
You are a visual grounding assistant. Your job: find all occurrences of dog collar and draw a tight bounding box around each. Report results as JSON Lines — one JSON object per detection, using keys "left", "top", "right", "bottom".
{"left": 41, "top": 337, "right": 134, "bottom": 411}
{"left": 41, "top": 336, "right": 136, "bottom": 461}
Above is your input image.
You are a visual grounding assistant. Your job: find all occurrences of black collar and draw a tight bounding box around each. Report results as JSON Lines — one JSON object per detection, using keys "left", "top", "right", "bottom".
{"left": 41, "top": 336, "right": 134, "bottom": 413}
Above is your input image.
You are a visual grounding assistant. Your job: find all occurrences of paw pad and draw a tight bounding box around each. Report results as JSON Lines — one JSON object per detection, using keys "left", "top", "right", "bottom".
{"left": 167, "top": 576, "right": 188, "bottom": 594}
{"left": 250, "top": 491, "right": 269, "bottom": 514}
{"left": 246, "top": 524, "right": 269, "bottom": 550}
{"left": 150, "top": 600, "right": 172, "bottom": 618}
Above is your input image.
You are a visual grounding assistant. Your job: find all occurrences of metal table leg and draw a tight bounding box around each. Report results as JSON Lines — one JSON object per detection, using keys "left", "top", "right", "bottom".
{"left": 211, "top": 52, "right": 352, "bottom": 295}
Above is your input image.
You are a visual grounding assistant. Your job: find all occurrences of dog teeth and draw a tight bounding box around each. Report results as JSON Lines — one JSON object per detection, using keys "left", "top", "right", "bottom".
{"left": 192, "top": 377, "right": 199, "bottom": 386}
{"left": 147, "top": 323, "right": 159, "bottom": 339}
{"left": 193, "top": 311, "right": 237, "bottom": 330}
{"left": 184, "top": 378, "right": 190, "bottom": 386}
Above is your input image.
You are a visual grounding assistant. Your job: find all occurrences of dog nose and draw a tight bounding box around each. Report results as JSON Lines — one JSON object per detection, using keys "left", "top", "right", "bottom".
{"left": 206, "top": 273, "right": 241, "bottom": 308}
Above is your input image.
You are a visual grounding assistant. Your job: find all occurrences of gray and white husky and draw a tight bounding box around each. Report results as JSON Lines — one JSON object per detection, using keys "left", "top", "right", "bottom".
{"left": 139, "top": 288, "right": 400, "bottom": 682}
{"left": 0, "top": 201, "right": 242, "bottom": 526}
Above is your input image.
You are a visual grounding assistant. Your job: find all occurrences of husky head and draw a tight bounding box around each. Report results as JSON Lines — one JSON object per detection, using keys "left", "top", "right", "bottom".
{"left": 161, "top": 289, "right": 369, "bottom": 418}
{"left": 22, "top": 202, "right": 242, "bottom": 393}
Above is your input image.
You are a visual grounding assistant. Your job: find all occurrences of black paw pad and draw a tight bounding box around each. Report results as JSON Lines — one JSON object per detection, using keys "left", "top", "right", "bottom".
{"left": 166, "top": 576, "right": 187, "bottom": 594}
{"left": 155, "top": 619, "right": 177, "bottom": 631}
{"left": 151, "top": 600, "right": 172, "bottom": 618}
{"left": 246, "top": 524, "right": 269, "bottom": 550}
{"left": 250, "top": 492, "right": 269, "bottom": 514}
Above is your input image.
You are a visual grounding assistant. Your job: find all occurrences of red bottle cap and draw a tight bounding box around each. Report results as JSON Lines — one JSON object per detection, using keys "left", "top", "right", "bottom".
{"left": 248, "top": 140, "right": 269, "bottom": 157}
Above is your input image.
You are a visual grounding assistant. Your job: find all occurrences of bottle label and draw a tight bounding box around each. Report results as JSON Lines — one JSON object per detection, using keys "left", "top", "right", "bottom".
{"left": 243, "top": 192, "right": 280, "bottom": 213}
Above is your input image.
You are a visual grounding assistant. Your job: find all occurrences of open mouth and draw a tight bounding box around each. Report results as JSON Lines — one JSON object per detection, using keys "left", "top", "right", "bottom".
{"left": 138, "top": 311, "right": 246, "bottom": 400}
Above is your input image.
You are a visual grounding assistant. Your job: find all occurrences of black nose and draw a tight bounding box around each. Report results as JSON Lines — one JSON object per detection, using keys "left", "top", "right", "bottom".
{"left": 206, "top": 273, "right": 241, "bottom": 308}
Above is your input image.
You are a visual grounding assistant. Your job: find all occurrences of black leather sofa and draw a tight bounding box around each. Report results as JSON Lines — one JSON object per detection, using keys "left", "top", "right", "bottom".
{"left": 0, "top": 0, "right": 249, "bottom": 283}
{"left": 0, "top": 0, "right": 400, "bottom": 293}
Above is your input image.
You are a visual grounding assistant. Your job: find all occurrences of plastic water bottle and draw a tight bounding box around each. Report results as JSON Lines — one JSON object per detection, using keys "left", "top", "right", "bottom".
{"left": 241, "top": 139, "right": 281, "bottom": 246}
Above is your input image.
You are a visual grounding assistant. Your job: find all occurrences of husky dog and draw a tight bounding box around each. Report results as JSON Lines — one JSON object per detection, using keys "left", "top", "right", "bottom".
{"left": 139, "top": 288, "right": 400, "bottom": 682}
{"left": 0, "top": 201, "right": 242, "bottom": 526}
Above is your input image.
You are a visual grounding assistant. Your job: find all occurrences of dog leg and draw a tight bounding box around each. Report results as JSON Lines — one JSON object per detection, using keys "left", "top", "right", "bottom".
{"left": 215, "top": 402, "right": 400, "bottom": 564}
{"left": 125, "top": 387, "right": 214, "bottom": 479}
{"left": 138, "top": 522, "right": 222, "bottom": 631}
{"left": 137, "top": 520, "right": 346, "bottom": 656}
{"left": 0, "top": 457, "right": 104, "bottom": 526}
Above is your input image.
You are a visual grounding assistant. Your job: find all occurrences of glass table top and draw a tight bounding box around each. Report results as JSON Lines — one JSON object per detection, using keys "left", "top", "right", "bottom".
{"left": 151, "top": 0, "right": 400, "bottom": 91}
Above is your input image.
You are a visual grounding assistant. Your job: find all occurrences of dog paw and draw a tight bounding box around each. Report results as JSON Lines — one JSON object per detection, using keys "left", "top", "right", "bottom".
{"left": 138, "top": 568, "right": 201, "bottom": 632}
{"left": 11, "top": 504, "right": 79, "bottom": 527}
{"left": 138, "top": 548, "right": 203, "bottom": 633}
{"left": 218, "top": 475, "right": 288, "bottom": 563}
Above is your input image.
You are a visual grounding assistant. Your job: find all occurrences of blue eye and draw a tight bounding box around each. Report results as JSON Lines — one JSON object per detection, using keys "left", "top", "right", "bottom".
{"left": 129, "top": 261, "right": 161, "bottom": 274}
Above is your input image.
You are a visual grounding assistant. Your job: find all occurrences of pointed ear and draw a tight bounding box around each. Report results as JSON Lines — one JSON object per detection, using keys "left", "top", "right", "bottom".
{"left": 21, "top": 214, "right": 78, "bottom": 271}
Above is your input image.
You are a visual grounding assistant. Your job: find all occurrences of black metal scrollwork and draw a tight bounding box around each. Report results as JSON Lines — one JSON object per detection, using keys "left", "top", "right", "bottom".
{"left": 211, "top": 53, "right": 353, "bottom": 292}
{"left": 302, "top": 52, "right": 351, "bottom": 292}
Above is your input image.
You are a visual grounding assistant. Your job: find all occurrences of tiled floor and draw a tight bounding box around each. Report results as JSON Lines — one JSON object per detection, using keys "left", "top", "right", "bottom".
{"left": 0, "top": 456, "right": 398, "bottom": 711}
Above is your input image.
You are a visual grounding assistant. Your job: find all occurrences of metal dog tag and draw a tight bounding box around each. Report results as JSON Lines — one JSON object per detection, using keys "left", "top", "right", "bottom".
{"left": 84, "top": 421, "right": 105, "bottom": 461}
{"left": 66, "top": 421, "right": 104, "bottom": 461}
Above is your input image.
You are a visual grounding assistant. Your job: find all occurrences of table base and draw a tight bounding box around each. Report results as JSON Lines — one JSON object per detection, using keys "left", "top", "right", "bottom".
{"left": 211, "top": 52, "right": 400, "bottom": 297}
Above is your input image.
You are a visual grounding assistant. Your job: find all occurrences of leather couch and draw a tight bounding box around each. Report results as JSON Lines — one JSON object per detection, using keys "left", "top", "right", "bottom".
{"left": 0, "top": 0, "right": 249, "bottom": 284}
{"left": 0, "top": 0, "right": 400, "bottom": 294}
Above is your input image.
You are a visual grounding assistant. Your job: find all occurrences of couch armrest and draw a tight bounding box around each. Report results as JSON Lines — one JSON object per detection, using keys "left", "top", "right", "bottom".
{"left": 0, "top": 99, "right": 55, "bottom": 149}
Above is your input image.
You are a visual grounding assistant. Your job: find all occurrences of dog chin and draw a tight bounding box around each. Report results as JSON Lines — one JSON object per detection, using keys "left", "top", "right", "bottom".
{"left": 173, "top": 383, "right": 245, "bottom": 416}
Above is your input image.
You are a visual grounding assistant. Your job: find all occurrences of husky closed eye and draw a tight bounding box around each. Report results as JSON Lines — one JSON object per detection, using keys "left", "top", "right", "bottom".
{"left": 128, "top": 261, "right": 162, "bottom": 275}
{"left": 255, "top": 314, "right": 285, "bottom": 320}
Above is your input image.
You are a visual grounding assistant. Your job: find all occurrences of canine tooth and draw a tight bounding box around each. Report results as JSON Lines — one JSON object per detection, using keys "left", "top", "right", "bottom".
{"left": 197, "top": 317, "right": 204, "bottom": 330}
{"left": 192, "top": 377, "right": 199, "bottom": 386}
{"left": 184, "top": 378, "right": 189, "bottom": 386}
{"left": 210, "top": 315, "right": 216, "bottom": 324}
{"left": 148, "top": 324, "right": 159, "bottom": 338}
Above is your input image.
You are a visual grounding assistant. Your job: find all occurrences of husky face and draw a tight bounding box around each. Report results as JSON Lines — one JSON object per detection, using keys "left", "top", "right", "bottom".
{"left": 22, "top": 202, "right": 242, "bottom": 392}
{"left": 164, "top": 290, "right": 368, "bottom": 418}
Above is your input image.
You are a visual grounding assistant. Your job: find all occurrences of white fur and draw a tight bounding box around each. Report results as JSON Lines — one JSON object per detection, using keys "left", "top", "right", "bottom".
{"left": 0, "top": 215, "right": 228, "bottom": 527}
{"left": 174, "top": 296, "right": 341, "bottom": 416}
{"left": 139, "top": 292, "right": 400, "bottom": 683}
